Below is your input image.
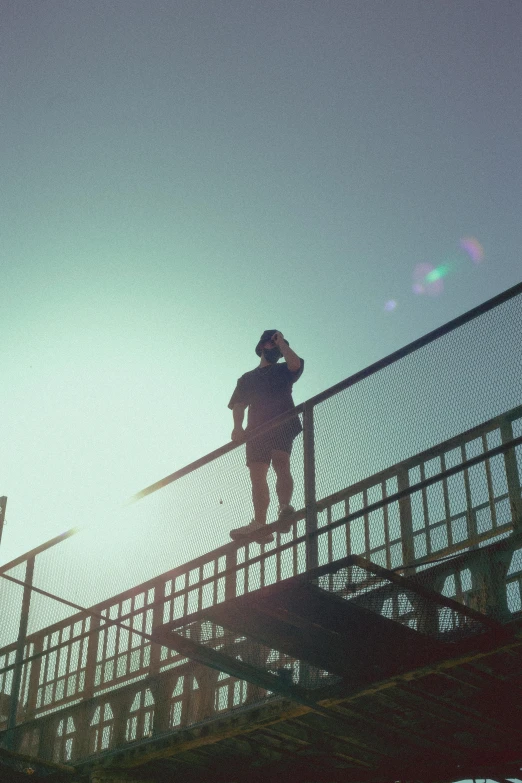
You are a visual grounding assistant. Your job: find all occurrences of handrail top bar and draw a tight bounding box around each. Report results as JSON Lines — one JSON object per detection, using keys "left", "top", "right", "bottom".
{"left": 131, "top": 405, "right": 306, "bottom": 501}
{"left": 133, "top": 280, "right": 522, "bottom": 500}
{"left": 305, "top": 280, "right": 522, "bottom": 408}
{"left": 0, "top": 528, "right": 79, "bottom": 576}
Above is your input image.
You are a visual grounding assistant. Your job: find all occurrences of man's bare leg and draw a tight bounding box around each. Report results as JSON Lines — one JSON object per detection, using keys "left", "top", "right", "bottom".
{"left": 271, "top": 450, "right": 293, "bottom": 508}
{"left": 249, "top": 462, "right": 270, "bottom": 525}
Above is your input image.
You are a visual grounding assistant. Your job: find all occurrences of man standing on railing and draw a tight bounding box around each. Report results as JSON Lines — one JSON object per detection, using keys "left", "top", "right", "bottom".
{"left": 228, "top": 330, "right": 304, "bottom": 543}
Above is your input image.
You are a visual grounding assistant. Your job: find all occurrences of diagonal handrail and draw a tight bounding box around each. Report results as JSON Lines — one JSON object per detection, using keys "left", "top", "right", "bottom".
{"left": 132, "top": 280, "right": 522, "bottom": 500}
{"left": 0, "top": 529, "right": 78, "bottom": 576}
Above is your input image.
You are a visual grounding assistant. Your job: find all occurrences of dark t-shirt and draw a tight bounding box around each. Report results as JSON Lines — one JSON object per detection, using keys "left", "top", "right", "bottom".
{"left": 228, "top": 360, "right": 304, "bottom": 435}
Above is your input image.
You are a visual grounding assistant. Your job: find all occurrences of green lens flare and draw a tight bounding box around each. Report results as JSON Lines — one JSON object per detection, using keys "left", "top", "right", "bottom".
{"left": 425, "top": 264, "right": 450, "bottom": 283}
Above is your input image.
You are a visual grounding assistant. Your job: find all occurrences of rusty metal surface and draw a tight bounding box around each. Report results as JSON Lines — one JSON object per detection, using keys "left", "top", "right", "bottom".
{"left": 2, "top": 511, "right": 522, "bottom": 773}
{"left": 2, "top": 284, "right": 522, "bottom": 779}
{"left": 151, "top": 546, "right": 513, "bottom": 703}
{"left": 0, "top": 746, "right": 77, "bottom": 782}
{"left": 68, "top": 545, "right": 522, "bottom": 782}
{"left": 2, "top": 405, "right": 522, "bottom": 759}
{"left": 75, "top": 624, "right": 522, "bottom": 783}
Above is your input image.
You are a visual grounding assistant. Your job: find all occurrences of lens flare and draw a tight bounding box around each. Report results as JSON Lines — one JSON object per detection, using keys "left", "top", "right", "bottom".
{"left": 460, "top": 237, "right": 484, "bottom": 264}
{"left": 412, "top": 263, "right": 445, "bottom": 296}
{"left": 384, "top": 300, "right": 397, "bottom": 312}
{"left": 425, "top": 264, "right": 450, "bottom": 283}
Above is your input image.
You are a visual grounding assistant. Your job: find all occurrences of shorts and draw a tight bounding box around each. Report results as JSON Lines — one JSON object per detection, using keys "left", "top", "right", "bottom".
{"left": 245, "top": 423, "right": 298, "bottom": 466}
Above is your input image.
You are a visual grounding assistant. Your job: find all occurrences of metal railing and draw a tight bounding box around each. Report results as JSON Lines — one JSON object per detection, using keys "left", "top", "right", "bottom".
{"left": 1, "top": 281, "right": 522, "bottom": 764}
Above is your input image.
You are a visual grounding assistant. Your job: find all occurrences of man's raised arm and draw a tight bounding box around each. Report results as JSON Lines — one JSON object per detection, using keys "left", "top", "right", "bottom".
{"left": 273, "top": 332, "right": 301, "bottom": 372}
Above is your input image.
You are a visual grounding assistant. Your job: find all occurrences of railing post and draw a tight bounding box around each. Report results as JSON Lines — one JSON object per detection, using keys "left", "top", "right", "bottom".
{"left": 149, "top": 672, "right": 175, "bottom": 735}
{"left": 225, "top": 550, "right": 237, "bottom": 601}
{"left": 73, "top": 613, "right": 101, "bottom": 760}
{"left": 303, "top": 401, "right": 318, "bottom": 572}
{"left": 3, "top": 556, "right": 34, "bottom": 750}
{"left": 150, "top": 579, "right": 166, "bottom": 675}
{"left": 83, "top": 614, "right": 101, "bottom": 701}
{"left": 500, "top": 419, "right": 522, "bottom": 531}
{"left": 0, "top": 496, "right": 7, "bottom": 552}
{"left": 397, "top": 467, "right": 415, "bottom": 566}
{"left": 25, "top": 635, "right": 43, "bottom": 718}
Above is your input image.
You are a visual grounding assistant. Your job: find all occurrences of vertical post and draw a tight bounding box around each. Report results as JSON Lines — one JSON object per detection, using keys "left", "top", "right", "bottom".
{"left": 82, "top": 614, "right": 101, "bottom": 701}
{"left": 397, "top": 467, "right": 415, "bottom": 566}
{"left": 73, "top": 613, "right": 101, "bottom": 758}
{"left": 25, "top": 635, "right": 43, "bottom": 717}
{"left": 4, "top": 555, "right": 34, "bottom": 750}
{"left": 225, "top": 550, "right": 237, "bottom": 601}
{"left": 500, "top": 419, "right": 522, "bottom": 531}
{"left": 149, "top": 579, "right": 165, "bottom": 675}
{"left": 0, "top": 496, "right": 7, "bottom": 552}
{"left": 303, "top": 402, "right": 318, "bottom": 572}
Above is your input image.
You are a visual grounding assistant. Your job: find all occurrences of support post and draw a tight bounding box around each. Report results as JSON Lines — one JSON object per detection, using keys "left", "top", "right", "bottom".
{"left": 4, "top": 555, "right": 34, "bottom": 750}
{"left": 397, "top": 467, "right": 415, "bottom": 566}
{"left": 500, "top": 419, "right": 522, "bottom": 530}
{"left": 0, "top": 496, "right": 7, "bottom": 552}
{"left": 149, "top": 579, "right": 165, "bottom": 675}
{"left": 303, "top": 402, "right": 318, "bottom": 572}
{"left": 225, "top": 549, "right": 237, "bottom": 602}
{"left": 73, "top": 613, "right": 101, "bottom": 759}
{"left": 25, "top": 635, "right": 43, "bottom": 718}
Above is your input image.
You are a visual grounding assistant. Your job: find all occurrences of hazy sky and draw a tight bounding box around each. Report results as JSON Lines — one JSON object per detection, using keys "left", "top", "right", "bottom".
{"left": 1, "top": 0, "right": 521, "bottom": 565}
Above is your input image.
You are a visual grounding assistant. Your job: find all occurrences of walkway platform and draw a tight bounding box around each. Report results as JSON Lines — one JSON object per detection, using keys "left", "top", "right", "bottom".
{"left": 122, "top": 551, "right": 522, "bottom": 783}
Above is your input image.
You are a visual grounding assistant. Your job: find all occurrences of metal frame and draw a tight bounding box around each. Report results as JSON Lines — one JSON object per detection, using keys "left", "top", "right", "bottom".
{"left": 1, "top": 428, "right": 521, "bottom": 760}
{"left": 1, "top": 282, "right": 522, "bottom": 763}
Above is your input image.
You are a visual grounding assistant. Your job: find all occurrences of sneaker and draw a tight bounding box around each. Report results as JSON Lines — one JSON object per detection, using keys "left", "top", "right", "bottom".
{"left": 230, "top": 520, "right": 274, "bottom": 544}
{"left": 274, "top": 504, "right": 295, "bottom": 533}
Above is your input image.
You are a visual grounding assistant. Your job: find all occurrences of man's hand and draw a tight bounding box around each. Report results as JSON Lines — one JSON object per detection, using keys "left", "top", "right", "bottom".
{"left": 231, "top": 426, "right": 246, "bottom": 443}
{"left": 272, "top": 332, "right": 301, "bottom": 372}
{"left": 232, "top": 403, "right": 247, "bottom": 439}
{"left": 271, "top": 331, "right": 286, "bottom": 349}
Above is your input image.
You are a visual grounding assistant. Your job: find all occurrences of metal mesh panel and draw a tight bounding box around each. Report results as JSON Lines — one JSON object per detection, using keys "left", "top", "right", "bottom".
{"left": 28, "top": 556, "right": 82, "bottom": 636}
{"left": 408, "top": 424, "right": 518, "bottom": 562}
{"left": 2, "top": 288, "right": 522, "bottom": 760}
{"left": 14, "top": 416, "right": 305, "bottom": 613}
{"left": 32, "top": 613, "right": 91, "bottom": 713}
{"left": 315, "top": 293, "right": 522, "bottom": 502}
{"left": 315, "top": 409, "right": 522, "bottom": 571}
{"left": 0, "top": 564, "right": 25, "bottom": 649}
{"left": 0, "top": 565, "right": 27, "bottom": 733}
{"left": 173, "top": 618, "right": 340, "bottom": 692}
{"left": 316, "top": 474, "right": 404, "bottom": 569}
{"left": 124, "top": 416, "right": 305, "bottom": 585}
{"left": 506, "top": 543, "right": 522, "bottom": 616}
{"left": 318, "top": 564, "right": 488, "bottom": 643}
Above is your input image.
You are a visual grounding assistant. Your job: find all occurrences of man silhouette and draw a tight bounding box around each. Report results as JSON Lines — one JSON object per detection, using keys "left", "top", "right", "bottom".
{"left": 228, "top": 330, "right": 304, "bottom": 543}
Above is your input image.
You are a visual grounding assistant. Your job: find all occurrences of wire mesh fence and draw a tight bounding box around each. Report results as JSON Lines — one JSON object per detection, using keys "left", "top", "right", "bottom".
{"left": 314, "top": 290, "right": 522, "bottom": 500}
{"left": 320, "top": 562, "right": 489, "bottom": 643}
{"left": 315, "top": 405, "right": 522, "bottom": 574}
{"left": 1, "top": 282, "right": 522, "bottom": 763}
{"left": 1, "top": 435, "right": 522, "bottom": 762}
{"left": 170, "top": 615, "right": 342, "bottom": 695}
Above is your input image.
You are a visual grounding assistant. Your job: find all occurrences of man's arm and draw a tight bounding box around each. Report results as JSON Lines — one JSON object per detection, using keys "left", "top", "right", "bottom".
{"left": 231, "top": 403, "right": 247, "bottom": 441}
{"left": 273, "top": 332, "right": 301, "bottom": 372}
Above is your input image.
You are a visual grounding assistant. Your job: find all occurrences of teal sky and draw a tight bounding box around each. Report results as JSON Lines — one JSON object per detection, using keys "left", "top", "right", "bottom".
{"left": 2, "top": 1, "right": 521, "bottom": 564}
